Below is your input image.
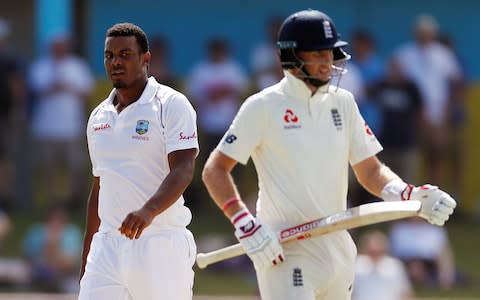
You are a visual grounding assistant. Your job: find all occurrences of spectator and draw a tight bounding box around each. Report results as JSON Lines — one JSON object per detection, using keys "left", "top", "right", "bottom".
{"left": 185, "top": 38, "right": 249, "bottom": 210}
{"left": 353, "top": 230, "right": 413, "bottom": 300}
{"left": 350, "top": 29, "right": 385, "bottom": 92}
{"left": 336, "top": 61, "right": 372, "bottom": 207}
{"left": 350, "top": 29, "right": 385, "bottom": 134}
{"left": 22, "top": 205, "right": 82, "bottom": 293}
{"left": 437, "top": 33, "right": 467, "bottom": 197}
{"left": 0, "top": 210, "right": 30, "bottom": 288}
{"left": 148, "top": 34, "right": 180, "bottom": 90}
{"left": 250, "top": 15, "right": 284, "bottom": 91}
{"left": 0, "top": 17, "right": 29, "bottom": 211}
{"left": 394, "top": 14, "right": 463, "bottom": 186}
{"left": 186, "top": 37, "right": 248, "bottom": 160}
{"left": 390, "top": 217, "right": 456, "bottom": 289}
{"left": 29, "top": 32, "right": 94, "bottom": 209}
{"left": 371, "top": 56, "right": 422, "bottom": 183}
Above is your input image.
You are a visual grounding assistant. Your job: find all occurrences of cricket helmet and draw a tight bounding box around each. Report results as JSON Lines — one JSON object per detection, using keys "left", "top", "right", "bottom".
{"left": 277, "top": 9, "right": 350, "bottom": 69}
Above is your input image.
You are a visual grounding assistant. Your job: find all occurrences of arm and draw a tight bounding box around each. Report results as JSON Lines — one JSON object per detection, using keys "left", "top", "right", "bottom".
{"left": 353, "top": 156, "right": 456, "bottom": 226}
{"left": 201, "top": 149, "right": 246, "bottom": 218}
{"left": 79, "top": 176, "right": 100, "bottom": 280}
{"left": 202, "top": 149, "right": 284, "bottom": 268}
{"left": 119, "top": 148, "right": 197, "bottom": 239}
{"left": 352, "top": 155, "right": 399, "bottom": 198}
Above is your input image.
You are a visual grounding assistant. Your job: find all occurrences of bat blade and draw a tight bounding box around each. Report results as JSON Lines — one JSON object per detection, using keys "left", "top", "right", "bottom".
{"left": 196, "top": 200, "right": 422, "bottom": 269}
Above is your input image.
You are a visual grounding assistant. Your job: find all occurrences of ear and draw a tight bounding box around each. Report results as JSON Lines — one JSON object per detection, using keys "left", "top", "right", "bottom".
{"left": 143, "top": 51, "right": 151, "bottom": 66}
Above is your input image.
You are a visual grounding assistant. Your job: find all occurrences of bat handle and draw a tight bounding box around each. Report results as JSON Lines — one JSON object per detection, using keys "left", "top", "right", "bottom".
{"left": 196, "top": 243, "right": 245, "bottom": 269}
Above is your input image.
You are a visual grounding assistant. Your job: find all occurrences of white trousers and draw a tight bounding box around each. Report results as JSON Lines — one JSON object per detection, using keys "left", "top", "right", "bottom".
{"left": 256, "top": 238, "right": 356, "bottom": 300}
{"left": 78, "top": 229, "right": 196, "bottom": 300}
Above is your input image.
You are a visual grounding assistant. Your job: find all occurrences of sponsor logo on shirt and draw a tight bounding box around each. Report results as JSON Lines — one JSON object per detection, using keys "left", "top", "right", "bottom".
{"left": 132, "top": 135, "right": 149, "bottom": 141}
{"left": 93, "top": 123, "right": 111, "bottom": 132}
{"left": 135, "top": 120, "right": 149, "bottom": 135}
{"left": 283, "top": 109, "right": 302, "bottom": 129}
{"left": 331, "top": 108, "right": 342, "bottom": 130}
{"left": 179, "top": 131, "right": 197, "bottom": 141}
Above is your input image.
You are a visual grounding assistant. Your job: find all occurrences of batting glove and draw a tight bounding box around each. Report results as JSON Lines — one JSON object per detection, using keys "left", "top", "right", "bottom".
{"left": 231, "top": 209, "right": 285, "bottom": 268}
{"left": 382, "top": 179, "right": 457, "bottom": 226}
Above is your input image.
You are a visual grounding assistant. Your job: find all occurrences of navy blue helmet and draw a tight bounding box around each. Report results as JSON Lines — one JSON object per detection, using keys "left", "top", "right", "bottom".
{"left": 277, "top": 9, "right": 350, "bottom": 69}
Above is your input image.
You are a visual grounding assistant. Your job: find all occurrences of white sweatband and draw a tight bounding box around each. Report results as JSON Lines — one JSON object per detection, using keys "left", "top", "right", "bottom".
{"left": 381, "top": 179, "right": 409, "bottom": 202}
{"left": 230, "top": 208, "right": 255, "bottom": 231}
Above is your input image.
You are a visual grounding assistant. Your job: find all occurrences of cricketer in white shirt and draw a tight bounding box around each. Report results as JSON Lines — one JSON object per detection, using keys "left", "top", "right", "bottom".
{"left": 217, "top": 71, "right": 383, "bottom": 299}
{"left": 80, "top": 77, "right": 198, "bottom": 299}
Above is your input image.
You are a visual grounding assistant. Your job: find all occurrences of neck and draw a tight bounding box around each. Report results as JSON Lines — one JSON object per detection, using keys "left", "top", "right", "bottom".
{"left": 114, "top": 78, "right": 148, "bottom": 112}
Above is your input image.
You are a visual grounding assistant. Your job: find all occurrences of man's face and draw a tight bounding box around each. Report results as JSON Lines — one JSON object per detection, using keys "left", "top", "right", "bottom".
{"left": 297, "top": 49, "right": 333, "bottom": 82}
{"left": 104, "top": 36, "right": 150, "bottom": 88}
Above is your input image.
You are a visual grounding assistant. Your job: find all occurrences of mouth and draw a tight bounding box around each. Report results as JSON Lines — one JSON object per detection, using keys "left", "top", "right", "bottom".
{"left": 110, "top": 70, "right": 126, "bottom": 78}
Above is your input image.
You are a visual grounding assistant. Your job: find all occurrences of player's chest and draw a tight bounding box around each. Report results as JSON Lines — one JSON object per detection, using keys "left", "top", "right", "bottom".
{"left": 88, "top": 106, "right": 164, "bottom": 157}
{"left": 270, "top": 105, "right": 347, "bottom": 138}
{"left": 268, "top": 103, "right": 348, "bottom": 151}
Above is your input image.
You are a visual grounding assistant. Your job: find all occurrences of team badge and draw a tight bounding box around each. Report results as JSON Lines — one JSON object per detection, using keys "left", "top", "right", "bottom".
{"left": 323, "top": 20, "right": 333, "bottom": 38}
{"left": 293, "top": 268, "right": 303, "bottom": 287}
{"left": 135, "top": 120, "right": 149, "bottom": 135}
{"left": 331, "top": 108, "right": 342, "bottom": 130}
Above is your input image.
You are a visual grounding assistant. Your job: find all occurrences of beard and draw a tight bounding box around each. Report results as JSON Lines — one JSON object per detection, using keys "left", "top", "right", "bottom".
{"left": 112, "top": 80, "right": 127, "bottom": 89}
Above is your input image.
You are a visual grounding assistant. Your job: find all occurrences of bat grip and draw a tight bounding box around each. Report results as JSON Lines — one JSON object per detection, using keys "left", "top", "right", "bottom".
{"left": 196, "top": 243, "right": 245, "bottom": 269}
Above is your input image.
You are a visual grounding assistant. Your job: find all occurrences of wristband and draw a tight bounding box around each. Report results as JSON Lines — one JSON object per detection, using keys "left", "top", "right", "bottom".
{"left": 230, "top": 208, "right": 256, "bottom": 233}
{"left": 381, "top": 179, "right": 409, "bottom": 202}
{"left": 222, "top": 197, "right": 240, "bottom": 212}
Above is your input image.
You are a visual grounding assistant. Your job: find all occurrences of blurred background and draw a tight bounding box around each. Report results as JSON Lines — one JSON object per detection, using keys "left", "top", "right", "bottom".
{"left": 0, "top": 0, "right": 479, "bottom": 299}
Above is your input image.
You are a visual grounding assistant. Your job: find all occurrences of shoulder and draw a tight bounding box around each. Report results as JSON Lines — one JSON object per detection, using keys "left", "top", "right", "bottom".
{"left": 88, "top": 98, "right": 110, "bottom": 119}
{"left": 155, "top": 84, "right": 196, "bottom": 114}
{"left": 329, "top": 86, "right": 357, "bottom": 106}
{"left": 156, "top": 84, "right": 190, "bottom": 105}
{"left": 240, "top": 87, "right": 277, "bottom": 111}
{"left": 250, "top": 82, "right": 284, "bottom": 104}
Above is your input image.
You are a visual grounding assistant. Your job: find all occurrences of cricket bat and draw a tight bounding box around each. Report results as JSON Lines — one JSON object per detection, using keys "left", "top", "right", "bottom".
{"left": 196, "top": 200, "right": 422, "bottom": 269}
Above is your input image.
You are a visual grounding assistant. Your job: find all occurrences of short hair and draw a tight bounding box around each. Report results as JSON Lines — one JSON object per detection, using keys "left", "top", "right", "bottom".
{"left": 106, "top": 22, "right": 149, "bottom": 53}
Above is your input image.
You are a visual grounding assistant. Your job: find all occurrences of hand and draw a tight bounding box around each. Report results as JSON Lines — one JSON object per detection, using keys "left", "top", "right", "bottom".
{"left": 232, "top": 210, "right": 284, "bottom": 268}
{"left": 402, "top": 184, "right": 457, "bottom": 226}
{"left": 119, "top": 206, "right": 155, "bottom": 239}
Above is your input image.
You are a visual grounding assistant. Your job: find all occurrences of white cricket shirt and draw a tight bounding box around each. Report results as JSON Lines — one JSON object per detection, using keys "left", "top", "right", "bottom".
{"left": 218, "top": 71, "right": 382, "bottom": 263}
{"left": 87, "top": 77, "right": 198, "bottom": 234}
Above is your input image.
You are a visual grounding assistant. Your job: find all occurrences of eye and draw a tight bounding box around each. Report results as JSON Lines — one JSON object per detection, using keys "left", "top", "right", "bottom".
{"left": 104, "top": 53, "right": 113, "bottom": 60}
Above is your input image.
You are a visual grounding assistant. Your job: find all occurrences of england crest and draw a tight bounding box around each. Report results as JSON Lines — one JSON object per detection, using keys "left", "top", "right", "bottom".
{"left": 136, "top": 120, "right": 149, "bottom": 135}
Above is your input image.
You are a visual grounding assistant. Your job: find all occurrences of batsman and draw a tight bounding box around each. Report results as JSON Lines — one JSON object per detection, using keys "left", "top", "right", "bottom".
{"left": 201, "top": 9, "right": 456, "bottom": 300}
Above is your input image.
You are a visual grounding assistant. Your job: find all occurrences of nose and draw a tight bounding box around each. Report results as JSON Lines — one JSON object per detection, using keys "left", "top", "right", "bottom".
{"left": 111, "top": 55, "right": 123, "bottom": 66}
{"left": 112, "top": 55, "right": 122, "bottom": 65}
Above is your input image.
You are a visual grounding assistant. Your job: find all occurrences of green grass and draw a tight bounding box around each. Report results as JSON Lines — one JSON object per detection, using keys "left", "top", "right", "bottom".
{"left": 3, "top": 207, "right": 479, "bottom": 298}
{"left": 190, "top": 211, "right": 480, "bottom": 298}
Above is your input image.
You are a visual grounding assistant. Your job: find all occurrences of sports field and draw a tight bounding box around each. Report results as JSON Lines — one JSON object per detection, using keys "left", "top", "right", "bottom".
{"left": 2, "top": 295, "right": 480, "bottom": 300}
{"left": 0, "top": 294, "right": 479, "bottom": 300}
{"left": 0, "top": 295, "right": 262, "bottom": 300}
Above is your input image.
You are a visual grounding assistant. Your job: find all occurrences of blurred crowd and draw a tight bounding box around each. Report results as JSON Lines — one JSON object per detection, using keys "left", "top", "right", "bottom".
{"left": 0, "top": 12, "right": 472, "bottom": 295}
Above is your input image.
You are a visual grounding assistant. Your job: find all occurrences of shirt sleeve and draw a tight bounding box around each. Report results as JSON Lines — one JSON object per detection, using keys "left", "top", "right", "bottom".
{"left": 217, "top": 95, "right": 265, "bottom": 165}
{"left": 347, "top": 94, "right": 383, "bottom": 165}
{"left": 164, "top": 93, "right": 199, "bottom": 154}
{"left": 86, "top": 110, "right": 99, "bottom": 176}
